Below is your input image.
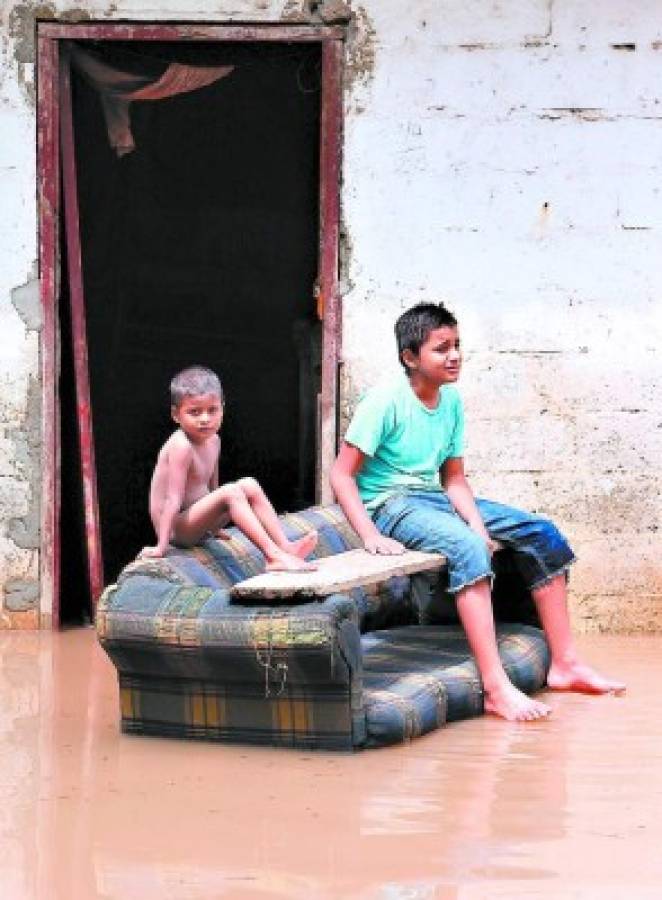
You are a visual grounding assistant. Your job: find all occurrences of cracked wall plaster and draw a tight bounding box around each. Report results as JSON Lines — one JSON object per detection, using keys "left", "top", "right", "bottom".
{"left": 7, "top": 376, "right": 41, "bottom": 552}
{"left": 8, "top": 3, "right": 57, "bottom": 65}
{"left": 4, "top": 578, "right": 39, "bottom": 611}
{"left": 10, "top": 263, "right": 42, "bottom": 333}
{"left": 6, "top": 2, "right": 91, "bottom": 104}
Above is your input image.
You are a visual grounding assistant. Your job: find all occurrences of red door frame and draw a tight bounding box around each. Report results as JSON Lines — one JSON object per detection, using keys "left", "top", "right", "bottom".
{"left": 59, "top": 48, "right": 105, "bottom": 605}
{"left": 37, "top": 22, "right": 344, "bottom": 628}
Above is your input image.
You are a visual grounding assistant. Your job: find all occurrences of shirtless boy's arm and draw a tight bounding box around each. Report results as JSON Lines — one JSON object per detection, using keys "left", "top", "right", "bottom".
{"left": 330, "top": 442, "right": 404, "bottom": 555}
{"left": 209, "top": 454, "right": 219, "bottom": 491}
{"left": 143, "top": 440, "right": 192, "bottom": 558}
{"left": 441, "top": 457, "right": 497, "bottom": 553}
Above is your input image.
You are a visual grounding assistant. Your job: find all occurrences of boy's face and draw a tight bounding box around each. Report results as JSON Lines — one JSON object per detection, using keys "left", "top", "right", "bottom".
{"left": 172, "top": 392, "right": 223, "bottom": 443}
{"left": 404, "top": 325, "right": 462, "bottom": 386}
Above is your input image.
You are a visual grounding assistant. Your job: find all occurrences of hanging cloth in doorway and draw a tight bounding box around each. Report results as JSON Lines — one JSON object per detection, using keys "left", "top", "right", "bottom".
{"left": 68, "top": 44, "right": 235, "bottom": 157}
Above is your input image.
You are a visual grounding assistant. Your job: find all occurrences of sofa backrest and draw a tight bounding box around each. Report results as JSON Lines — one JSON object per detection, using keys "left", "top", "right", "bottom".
{"left": 104, "top": 504, "right": 418, "bottom": 632}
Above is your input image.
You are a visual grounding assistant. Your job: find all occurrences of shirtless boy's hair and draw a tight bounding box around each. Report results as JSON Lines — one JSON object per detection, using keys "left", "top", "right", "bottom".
{"left": 170, "top": 366, "right": 223, "bottom": 407}
{"left": 395, "top": 302, "right": 458, "bottom": 372}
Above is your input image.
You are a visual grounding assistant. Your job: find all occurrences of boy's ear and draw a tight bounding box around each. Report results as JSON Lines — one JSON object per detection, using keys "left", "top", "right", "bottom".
{"left": 401, "top": 349, "right": 418, "bottom": 372}
{"left": 171, "top": 405, "right": 180, "bottom": 424}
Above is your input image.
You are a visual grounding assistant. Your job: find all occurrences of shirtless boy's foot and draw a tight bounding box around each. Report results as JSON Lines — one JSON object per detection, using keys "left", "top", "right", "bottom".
{"left": 483, "top": 679, "right": 552, "bottom": 722}
{"left": 287, "top": 531, "right": 318, "bottom": 560}
{"left": 266, "top": 549, "right": 318, "bottom": 573}
{"left": 547, "top": 661, "right": 626, "bottom": 695}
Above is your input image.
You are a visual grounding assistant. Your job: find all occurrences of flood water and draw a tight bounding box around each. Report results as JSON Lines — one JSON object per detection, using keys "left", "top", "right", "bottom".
{"left": 1, "top": 628, "right": 661, "bottom": 899}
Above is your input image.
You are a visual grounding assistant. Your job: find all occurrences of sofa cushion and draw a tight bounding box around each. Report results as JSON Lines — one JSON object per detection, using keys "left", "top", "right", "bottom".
{"left": 361, "top": 623, "right": 550, "bottom": 747}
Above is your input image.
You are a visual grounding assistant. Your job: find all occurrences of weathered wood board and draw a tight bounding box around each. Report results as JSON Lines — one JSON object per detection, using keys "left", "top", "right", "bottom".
{"left": 230, "top": 548, "right": 445, "bottom": 601}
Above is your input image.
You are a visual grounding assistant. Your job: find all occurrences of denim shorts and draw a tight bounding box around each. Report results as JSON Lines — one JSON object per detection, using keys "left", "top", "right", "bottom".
{"left": 371, "top": 490, "right": 576, "bottom": 594}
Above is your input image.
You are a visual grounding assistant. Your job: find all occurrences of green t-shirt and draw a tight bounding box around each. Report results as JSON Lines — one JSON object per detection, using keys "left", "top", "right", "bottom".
{"left": 344, "top": 372, "right": 465, "bottom": 510}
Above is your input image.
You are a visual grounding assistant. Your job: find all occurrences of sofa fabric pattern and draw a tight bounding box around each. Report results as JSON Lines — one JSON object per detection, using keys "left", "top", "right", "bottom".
{"left": 97, "top": 505, "right": 551, "bottom": 749}
{"left": 362, "top": 624, "right": 550, "bottom": 746}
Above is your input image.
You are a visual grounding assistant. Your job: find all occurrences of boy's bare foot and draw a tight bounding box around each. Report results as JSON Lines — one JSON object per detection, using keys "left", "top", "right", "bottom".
{"left": 287, "top": 531, "right": 318, "bottom": 560}
{"left": 483, "top": 680, "right": 552, "bottom": 722}
{"left": 266, "top": 551, "right": 318, "bottom": 573}
{"left": 547, "top": 661, "right": 626, "bottom": 695}
{"left": 138, "top": 546, "right": 166, "bottom": 559}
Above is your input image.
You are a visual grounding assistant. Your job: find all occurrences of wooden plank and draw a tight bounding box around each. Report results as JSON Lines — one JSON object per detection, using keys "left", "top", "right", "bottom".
{"left": 231, "top": 548, "right": 445, "bottom": 601}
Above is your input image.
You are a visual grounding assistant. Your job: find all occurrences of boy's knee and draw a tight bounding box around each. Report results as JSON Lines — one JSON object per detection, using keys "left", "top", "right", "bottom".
{"left": 236, "top": 476, "right": 261, "bottom": 497}
{"left": 223, "top": 482, "right": 247, "bottom": 505}
{"left": 533, "top": 517, "right": 569, "bottom": 553}
{"left": 446, "top": 531, "right": 492, "bottom": 593}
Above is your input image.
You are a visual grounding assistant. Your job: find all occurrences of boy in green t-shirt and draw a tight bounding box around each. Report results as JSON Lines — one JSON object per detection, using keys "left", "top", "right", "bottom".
{"left": 331, "top": 302, "right": 625, "bottom": 721}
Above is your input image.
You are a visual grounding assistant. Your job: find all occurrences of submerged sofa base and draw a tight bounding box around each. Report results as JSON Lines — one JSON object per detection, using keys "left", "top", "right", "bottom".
{"left": 117, "top": 671, "right": 357, "bottom": 751}
{"left": 110, "top": 623, "right": 550, "bottom": 751}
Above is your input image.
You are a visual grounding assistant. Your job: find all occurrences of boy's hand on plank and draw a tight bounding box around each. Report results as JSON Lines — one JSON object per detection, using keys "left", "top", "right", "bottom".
{"left": 363, "top": 534, "right": 405, "bottom": 555}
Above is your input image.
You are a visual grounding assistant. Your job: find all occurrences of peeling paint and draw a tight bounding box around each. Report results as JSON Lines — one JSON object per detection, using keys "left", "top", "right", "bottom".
{"left": 283, "top": 0, "right": 351, "bottom": 25}
{"left": 6, "top": 3, "right": 93, "bottom": 106}
{"left": 318, "top": 0, "right": 352, "bottom": 23}
{"left": 7, "top": 376, "right": 41, "bottom": 552}
{"left": 4, "top": 578, "right": 39, "bottom": 611}
{"left": 345, "top": 5, "right": 375, "bottom": 84}
{"left": 338, "top": 217, "right": 354, "bottom": 302}
{"left": 281, "top": 0, "right": 306, "bottom": 21}
{"left": 8, "top": 3, "right": 57, "bottom": 65}
{"left": 10, "top": 262, "right": 42, "bottom": 332}
{"left": 6, "top": 2, "right": 92, "bottom": 105}
{"left": 457, "top": 43, "right": 498, "bottom": 52}
{"left": 539, "top": 107, "right": 610, "bottom": 122}
{"left": 280, "top": 2, "right": 375, "bottom": 92}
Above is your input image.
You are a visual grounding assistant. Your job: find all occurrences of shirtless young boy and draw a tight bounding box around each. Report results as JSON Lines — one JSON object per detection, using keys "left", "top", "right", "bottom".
{"left": 140, "top": 366, "right": 318, "bottom": 570}
{"left": 331, "top": 302, "right": 625, "bottom": 721}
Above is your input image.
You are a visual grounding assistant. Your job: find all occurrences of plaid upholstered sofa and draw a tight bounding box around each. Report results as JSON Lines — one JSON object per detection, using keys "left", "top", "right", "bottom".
{"left": 96, "top": 505, "right": 550, "bottom": 750}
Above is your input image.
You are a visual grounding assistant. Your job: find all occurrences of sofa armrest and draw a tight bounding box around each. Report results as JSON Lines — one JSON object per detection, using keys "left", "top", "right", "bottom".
{"left": 97, "top": 576, "right": 363, "bottom": 689}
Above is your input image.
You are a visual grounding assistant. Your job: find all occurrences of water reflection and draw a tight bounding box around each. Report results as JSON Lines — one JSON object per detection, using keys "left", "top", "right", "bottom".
{"left": 0, "top": 630, "right": 661, "bottom": 899}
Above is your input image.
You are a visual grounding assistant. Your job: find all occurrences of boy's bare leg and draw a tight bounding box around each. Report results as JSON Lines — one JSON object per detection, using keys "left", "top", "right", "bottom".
{"left": 235, "top": 477, "right": 318, "bottom": 560}
{"left": 533, "top": 575, "right": 626, "bottom": 694}
{"left": 174, "top": 485, "right": 316, "bottom": 571}
{"left": 456, "top": 578, "right": 552, "bottom": 721}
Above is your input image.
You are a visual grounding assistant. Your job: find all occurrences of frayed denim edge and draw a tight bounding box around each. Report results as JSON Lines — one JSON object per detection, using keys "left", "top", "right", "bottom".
{"left": 447, "top": 569, "right": 495, "bottom": 595}
{"left": 529, "top": 556, "right": 577, "bottom": 592}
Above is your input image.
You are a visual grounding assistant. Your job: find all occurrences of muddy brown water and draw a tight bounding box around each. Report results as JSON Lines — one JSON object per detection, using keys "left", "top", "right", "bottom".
{"left": 1, "top": 629, "right": 661, "bottom": 899}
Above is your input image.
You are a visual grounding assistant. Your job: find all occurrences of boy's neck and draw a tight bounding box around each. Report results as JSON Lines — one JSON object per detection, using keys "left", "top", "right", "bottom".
{"left": 406, "top": 372, "right": 441, "bottom": 409}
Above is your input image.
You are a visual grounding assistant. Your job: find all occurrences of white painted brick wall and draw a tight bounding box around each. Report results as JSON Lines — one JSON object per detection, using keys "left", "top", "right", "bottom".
{"left": 341, "top": 1, "right": 662, "bottom": 631}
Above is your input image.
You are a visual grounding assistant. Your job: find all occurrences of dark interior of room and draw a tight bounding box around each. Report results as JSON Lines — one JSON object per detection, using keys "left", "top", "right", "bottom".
{"left": 58, "top": 39, "right": 322, "bottom": 619}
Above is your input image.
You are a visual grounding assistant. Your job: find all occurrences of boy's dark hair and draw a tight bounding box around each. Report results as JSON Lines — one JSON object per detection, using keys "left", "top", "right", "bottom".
{"left": 395, "top": 302, "right": 458, "bottom": 372}
{"left": 170, "top": 366, "right": 223, "bottom": 407}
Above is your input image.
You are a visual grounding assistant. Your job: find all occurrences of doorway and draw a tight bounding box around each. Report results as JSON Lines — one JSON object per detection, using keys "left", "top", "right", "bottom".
{"left": 38, "top": 24, "right": 343, "bottom": 626}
